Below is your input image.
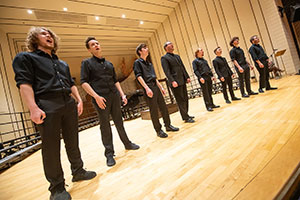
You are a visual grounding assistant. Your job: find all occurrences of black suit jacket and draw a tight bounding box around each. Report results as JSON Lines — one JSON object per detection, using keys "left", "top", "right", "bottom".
{"left": 212, "top": 56, "right": 233, "bottom": 79}
{"left": 161, "top": 52, "right": 190, "bottom": 87}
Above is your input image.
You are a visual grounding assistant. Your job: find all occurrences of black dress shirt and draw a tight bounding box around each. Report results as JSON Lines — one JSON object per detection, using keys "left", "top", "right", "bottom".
{"left": 230, "top": 46, "right": 248, "bottom": 68}
{"left": 212, "top": 56, "right": 233, "bottom": 79}
{"left": 133, "top": 58, "right": 157, "bottom": 86}
{"left": 192, "top": 57, "right": 213, "bottom": 80}
{"left": 161, "top": 52, "right": 189, "bottom": 87}
{"left": 249, "top": 44, "right": 268, "bottom": 63}
{"left": 80, "top": 56, "right": 118, "bottom": 96}
{"left": 12, "top": 50, "right": 74, "bottom": 96}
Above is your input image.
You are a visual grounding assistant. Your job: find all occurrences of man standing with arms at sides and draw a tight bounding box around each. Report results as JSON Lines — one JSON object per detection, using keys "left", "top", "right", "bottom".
{"left": 134, "top": 44, "right": 179, "bottom": 138}
{"left": 81, "top": 37, "right": 139, "bottom": 167}
{"left": 249, "top": 35, "right": 277, "bottom": 93}
{"left": 12, "top": 27, "right": 96, "bottom": 200}
{"left": 229, "top": 37, "right": 258, "bottom": 97}
{"left": 213, "top": 47, "right": 241, "bottom": 104}
{"left": 193, "top": 48, "right": 220, "bottom": 112}
{"left": 161, "top": 41, "right": 195, "bottom": 123}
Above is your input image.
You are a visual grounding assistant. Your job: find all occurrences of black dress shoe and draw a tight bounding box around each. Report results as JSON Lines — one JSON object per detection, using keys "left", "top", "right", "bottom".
{"left": 106, "top": 156, "right": 116, "bottom": 167}
{"left": 188, "top": 115, "right": 195, "bottom": 119}
{"left": 226, "top": 100, "right": 231, "bottom": 104}
{"left": 125, "top": 143, "right": 140, "bottom": 150}
{"left": 207, "top": 107, "right": 214, "bottom": 112}
{"left": 231, "top": 97, "right": 241, "bottom": 101}
{"left": 50, "top": 189, "right": 71, "bottom": 200}
{"left": 157, "top": 130, "right": 168, "bottom": 138}
{"left": 248, "top": 91, "right": 258, "bottom": 95}
{"left": 258, "top": 88, "right": 264, "bottom": 93}
{"left": 72, "top": 169, "right": 97, "bottom": 182}
{"left": 184, "top": 118, "right": 195, "bottom": 123}
{"left": 242, "top": 94, "right": 249, "bottom": 98}
{"left": 212, "top": 104, "right": 220, "bottom": 108}
{"left": 165, "top": 125, "right": 179, "bottom": 132}
{"left": 266, "top": 87, "right": 278, "bottom": 90}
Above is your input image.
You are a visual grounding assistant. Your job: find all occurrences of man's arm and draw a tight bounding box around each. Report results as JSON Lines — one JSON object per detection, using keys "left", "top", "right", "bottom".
{"left": 249, "top": 46, "right": 264, "bottom": 68}
{"left": 81, "top": 82, "right": 107, "bottom": 109}
{"left": 115, "top": 82, "right": 127, "bottom": 105}
{"left": 19, "top": 84, "right": 46, "bottom": 124}
{"left": 161, "top": 57, "right": 177, "bottom": 87}
{"left": 136, "top": 76, "right": 153, "bottom": 98}
{"left": 70, "top": 85, "right": 83, "bottom": 116}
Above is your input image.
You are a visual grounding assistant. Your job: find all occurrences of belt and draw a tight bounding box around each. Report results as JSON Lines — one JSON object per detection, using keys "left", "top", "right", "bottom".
{"left": 36, "top": 91, "right": 71, "bottom": 99}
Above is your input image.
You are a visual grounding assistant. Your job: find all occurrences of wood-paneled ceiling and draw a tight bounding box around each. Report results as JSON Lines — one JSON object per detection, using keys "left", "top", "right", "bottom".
{"left": 0, "top": 0, "right": 180, "bottom": 58}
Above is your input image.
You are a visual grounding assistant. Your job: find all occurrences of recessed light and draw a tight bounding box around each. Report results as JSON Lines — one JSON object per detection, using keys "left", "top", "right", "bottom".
{"left": 95, "top": 16, "right": 100, "bottom": 20}
{"left": 122, "top": 14, "right": 126, "bottom": 18}
{"left": 140, "top": 21, "right": 144, "bottom": 25}
{"left": 63, "top": 7, "right": 68, "bottom": 11}
{"left": 27, "top": 10, "right": 33, "bottom": 14}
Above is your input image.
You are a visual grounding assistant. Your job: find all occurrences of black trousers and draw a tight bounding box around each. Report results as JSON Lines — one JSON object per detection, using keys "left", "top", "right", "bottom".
{"left": 199, "top": 78, "right": 214, "bottom": 109}
{"left": 144, "top": 84, "right": 171, "bottom": 132}
{"left": 255, "top": 60, "right": 271, "bottom": 89}
{"left": 36, "top": 94, "right": 84, "bottom": 193}
{"left": 236, "top": 66, "right": 252, "bottom": 95}
{"left": 171, "top": 84, "right": 189, "bottom": 120}
{"left": 92, "top": 92, "right": 131, "bottom": 157}
{"left": 221, "top": 76, "right": 235, "bottom": 100}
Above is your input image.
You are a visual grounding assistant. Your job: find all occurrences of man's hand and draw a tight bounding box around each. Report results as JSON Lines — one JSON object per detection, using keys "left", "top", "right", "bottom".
{"left": 30, "top": 107, "right": 46, "bottom": 124}
{"left": 200, "top": 78, "right": 205, "bottom": 84}
{"left": 239, "top": 67, "right": 244, "bottom": 73}
{"left": 259, "top": 62, "right": 264, "bottom": 68}
{"left": 232, "top": 74, "right": 235, "bottom": 78}
{"left": 172, "top": 81, "right": 178, "bottom": 88}
{"left": 77, "top": 101, "right": 83, "bottom": 116}
{"left": 146, "top": 87, "right": 153, "bottom": 98}
{"left": 186, "top": 78, "right": 191, "bottom": 83}
{"left": 220, "top": 77, "right": 225, "bottom": 82}
{"left": 122, "top": 95, "right": 128, "bottom": 106}
{"left": 95, "top": 95, "right": 106, "bottom": 109}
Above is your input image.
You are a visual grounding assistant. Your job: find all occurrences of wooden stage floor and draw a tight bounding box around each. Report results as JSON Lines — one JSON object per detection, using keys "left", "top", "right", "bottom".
{"left": 1, "top": 75, "right": 300, "bottom": 200}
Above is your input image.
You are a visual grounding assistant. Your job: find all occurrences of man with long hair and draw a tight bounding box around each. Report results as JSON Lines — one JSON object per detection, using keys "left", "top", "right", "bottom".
{"left": 12, "top": 27, "right": 96, "bottom": 200}
{"left": 193, "top": 48, "right": 220, "bottom": 111}
{"left": 134, "top": 43, "right": 179, "bottom": 138}
{"left": 81, "top": 37, "right": 139, "bottom": 167}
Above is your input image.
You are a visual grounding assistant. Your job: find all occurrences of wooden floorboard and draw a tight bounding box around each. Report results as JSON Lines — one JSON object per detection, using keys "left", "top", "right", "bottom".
{"left": 0, "top": 75, "right": 300, "bottom": 200}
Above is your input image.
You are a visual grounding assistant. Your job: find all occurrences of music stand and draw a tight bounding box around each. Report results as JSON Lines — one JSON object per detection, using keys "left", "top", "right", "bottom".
{"left": 275, "top": 49, "right": 287, "bottom": 75}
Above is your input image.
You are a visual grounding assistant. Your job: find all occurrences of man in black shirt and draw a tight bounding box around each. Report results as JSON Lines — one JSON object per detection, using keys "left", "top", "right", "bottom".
{"left": 229, "top": 37, "right": 258, "bottom": 97}
{"left": 161, "top": 42, "right": 194, "bottom": 123}
{"left": 193, "top": 48, "right": 220, "bottom": 111}
{"left": 249, "top": 35, "right": 277, "bottom": 93}
{"left": 81, "top": 37, "right": 139, "bottom": 167}
{"left": 213, "top": 47, "right": 241, "bottom": 104}
{"left": 134, "top": 44, "right": 179, "bottom": 138}
{"left": 12, "top": 27, "right": 96, "bottom": 200}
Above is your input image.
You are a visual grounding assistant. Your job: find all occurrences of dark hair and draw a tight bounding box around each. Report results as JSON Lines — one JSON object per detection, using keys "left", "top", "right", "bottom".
{"left": 136, "top": 43, "right": 147, "bottom": 57}
{"left": 230, "top": 37, "right": 239, "bottom": 47}
{"left": 214, "top": 47, "right": 221, "bottom": 54}
{"left": 250, "top": 35, "right": 258, "bottom": 44}
{"left": 85, "top": 36, "right": 96, "bottom": 49}
{"left": 163, "top": 41, "right": 172, "bottom": 50}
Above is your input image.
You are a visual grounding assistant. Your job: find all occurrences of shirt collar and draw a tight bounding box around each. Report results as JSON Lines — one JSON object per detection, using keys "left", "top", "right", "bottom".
{"left": 93, "top": 55, "right": 105, "bottom": 63}
{"left": 35, "top": 49, "right": 58, "bottom": 59}
{"left": 167, "top": 52, "right": 174, "bottom": 56}
{"left": 138, "top": 58, "right": 150, "bottom": 65}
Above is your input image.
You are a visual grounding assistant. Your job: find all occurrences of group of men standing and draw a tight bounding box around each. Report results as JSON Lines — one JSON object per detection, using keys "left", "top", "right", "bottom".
{"left": 12, "top": 26, "right": 277, "bottom": 200}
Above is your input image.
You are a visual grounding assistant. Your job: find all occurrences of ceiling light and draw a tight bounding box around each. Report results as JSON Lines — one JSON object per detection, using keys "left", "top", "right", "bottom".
{"left": 122, "top": 14, "right": 126, "bottom": 18}
{"left": 63, "top": 7, "right": 68, "bottom": 11}
{"left": 140, "top": 21, "right": 144, "bottom": 25}
{"left": 95, "top": 16, "right": 100, "bottom": 20}
{"left": 27, "top": 10, "right": 33, "bottom": 14}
